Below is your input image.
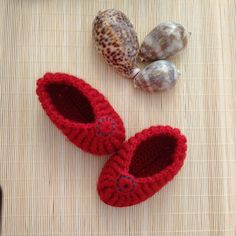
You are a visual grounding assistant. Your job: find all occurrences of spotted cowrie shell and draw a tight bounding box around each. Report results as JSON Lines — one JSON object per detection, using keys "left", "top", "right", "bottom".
{"left": 93, "top": 9, "right": 140, "bottom": 79}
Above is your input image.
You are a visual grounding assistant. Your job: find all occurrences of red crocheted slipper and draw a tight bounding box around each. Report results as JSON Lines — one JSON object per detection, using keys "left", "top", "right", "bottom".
{"left": 36, "top": 72, "right": 125, "bottom": 155}
{"left": 97, "top": 126, "right": 187, "bottom": 207}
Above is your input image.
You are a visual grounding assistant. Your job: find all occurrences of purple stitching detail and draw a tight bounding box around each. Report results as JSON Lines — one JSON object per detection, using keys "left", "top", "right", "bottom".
{"left": 116, "top": 175, "right": 136, "bottom": 193}
{"left": 96, "top": 117, "right": 116, "bottom": 137}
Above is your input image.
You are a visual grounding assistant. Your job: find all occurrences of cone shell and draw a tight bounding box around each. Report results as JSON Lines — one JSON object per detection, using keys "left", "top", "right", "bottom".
{"left": 134, "top": 60, "right": 180, "bottom": 92}
{"left": 138, "top": 22, "right": 190, "bottom": 62}
{"left": 92, "top": 9, "right": 140, "bottom": 79}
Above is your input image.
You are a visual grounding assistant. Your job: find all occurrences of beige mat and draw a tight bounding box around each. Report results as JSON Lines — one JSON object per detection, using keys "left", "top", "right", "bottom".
{"left": 0, "top": 0, "right": 236, "bottom": 235}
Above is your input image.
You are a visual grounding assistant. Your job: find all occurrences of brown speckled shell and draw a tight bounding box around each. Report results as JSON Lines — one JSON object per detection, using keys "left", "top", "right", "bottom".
{"left": 92, "top": 9, "right": 140, "bottom": 79}
{"left": 138, "top": 22, "right": 190, "bottom": 62}
{"left": 134, "top": 60, "right": 180, "bottom": 92}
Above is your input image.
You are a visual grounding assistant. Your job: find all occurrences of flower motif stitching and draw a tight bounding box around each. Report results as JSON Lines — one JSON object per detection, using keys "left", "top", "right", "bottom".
{"left": 96, "top": 117, "right": 116, "bottom": 136}
{"left": 116, "top": 175, "right": 136, "bottom": 193}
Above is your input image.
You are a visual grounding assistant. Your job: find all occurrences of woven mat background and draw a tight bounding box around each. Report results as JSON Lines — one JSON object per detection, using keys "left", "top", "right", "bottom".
{"left": 1, "top": 0, "right": 236, "bottom": 235}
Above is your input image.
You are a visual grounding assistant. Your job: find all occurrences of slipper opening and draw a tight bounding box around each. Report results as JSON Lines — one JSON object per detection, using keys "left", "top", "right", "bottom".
{"left": 129, "top": 134, "right": 177, "bottom": 178}
{"left": 46, "top": 83, "right": 95, "bottom": 123}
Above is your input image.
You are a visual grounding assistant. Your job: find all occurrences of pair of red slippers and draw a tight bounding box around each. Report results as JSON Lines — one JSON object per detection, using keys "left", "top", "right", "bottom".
{"left": 36, "top": 72, "right": 187, "bottom": 207}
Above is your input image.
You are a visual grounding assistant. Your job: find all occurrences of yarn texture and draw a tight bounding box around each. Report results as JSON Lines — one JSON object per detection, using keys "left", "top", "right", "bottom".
{"left": 97, "top": 125, "right": 187, "bottom": 207}
{"left": 36, "top": 72, "right": 125, "bottom": 155}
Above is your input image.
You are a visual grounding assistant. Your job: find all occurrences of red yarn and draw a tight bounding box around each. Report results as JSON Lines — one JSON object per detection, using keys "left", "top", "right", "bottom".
{"left": 97, "top": 125, "right": 187, "bottom": 207}
{"left": 36, "top": 72, "right": 125, "bottom": 155}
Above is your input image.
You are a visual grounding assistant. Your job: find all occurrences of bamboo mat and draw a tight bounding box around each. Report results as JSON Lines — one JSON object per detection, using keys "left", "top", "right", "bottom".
{"left": 0, "top": 0, "right": 236, "bottom": 235}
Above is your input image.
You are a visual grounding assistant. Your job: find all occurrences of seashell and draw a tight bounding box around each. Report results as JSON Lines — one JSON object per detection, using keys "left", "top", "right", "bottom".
{"left": 92, "top": 9, "right": 140, "bottom": 79}
{"left": 138, "top": 22, "right": 190, "bottom": 62}
{"left": 133, "top": 60, "right": 180, "bottom": 92}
